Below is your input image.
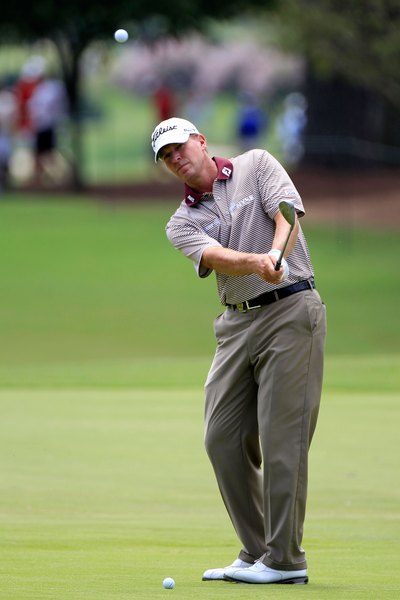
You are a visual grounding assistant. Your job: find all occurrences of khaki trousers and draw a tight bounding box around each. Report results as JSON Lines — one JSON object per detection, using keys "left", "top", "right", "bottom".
{"left": 204, "top": 289, "right": 326, "bottom": 571}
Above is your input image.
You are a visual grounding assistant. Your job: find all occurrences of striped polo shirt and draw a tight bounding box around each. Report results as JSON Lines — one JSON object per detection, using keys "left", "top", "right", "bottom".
{"left": 165, "top": 149, "right": 314, "bottom": 305}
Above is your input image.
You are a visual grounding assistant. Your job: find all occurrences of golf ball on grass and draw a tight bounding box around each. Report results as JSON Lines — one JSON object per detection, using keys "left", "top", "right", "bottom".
{"left": 163, "top": 577, "right": 175, "bottom": 589}
{"left": 114, "top": 29, "right": 129, "bottom": 43}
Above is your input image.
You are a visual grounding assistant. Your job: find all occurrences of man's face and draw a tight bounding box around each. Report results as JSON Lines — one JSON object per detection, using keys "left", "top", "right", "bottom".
{"left": 159, "top": 134, "right": 207, "bottom": 184}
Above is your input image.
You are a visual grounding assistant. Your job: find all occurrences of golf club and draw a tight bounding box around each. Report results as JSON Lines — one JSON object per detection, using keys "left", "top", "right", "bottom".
{"left": 274, "top": 200, "right": 296, "bottom": 271}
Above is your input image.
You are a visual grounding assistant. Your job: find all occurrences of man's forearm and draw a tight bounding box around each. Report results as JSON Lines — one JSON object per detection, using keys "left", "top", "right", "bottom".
{"left": 201, "top": 212, "right": 299, "bottom": 283}
{"left": 201, "top": 246, "right": 284, "bottom": 284}
{"left": 201, "top": 247, "right": 261, "bottom": 276}
{"left": 272, "top": 214, "right": 299, "bottom": 258}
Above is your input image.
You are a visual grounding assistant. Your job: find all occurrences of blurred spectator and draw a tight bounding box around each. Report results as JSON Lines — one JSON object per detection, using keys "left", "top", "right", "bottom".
{"left": 276, "top": 92, "right": 308, "bottom": 166}
{"left": 11, "top": 56, "right": 47, "bottom": 184}
{"left": 153, "top": 83, "right": 176, "bottom": 122}
{"left": 28, "top": 75, "right": 69, "bottom": 185}
{"left": 14, "top": 56, "right": 45, "bottom": 140}
{"left": 0, "top": 81, "right": 18, "bottom": 192}
{"left": 149, "top": 81, "right": 178, "bottom": 179}
{"left": 236, "top": 91, "right": 268, "bottom": 152}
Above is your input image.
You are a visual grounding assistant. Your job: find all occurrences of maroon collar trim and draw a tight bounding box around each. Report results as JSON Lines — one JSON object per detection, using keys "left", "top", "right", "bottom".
{"left": 184, "top": 157, "right": 233, "bottom": 206}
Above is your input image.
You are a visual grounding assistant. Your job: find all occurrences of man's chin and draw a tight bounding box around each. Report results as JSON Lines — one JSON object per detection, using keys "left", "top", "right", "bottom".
{"left": 176, "top": 167, "right": 192, "bottom": 183}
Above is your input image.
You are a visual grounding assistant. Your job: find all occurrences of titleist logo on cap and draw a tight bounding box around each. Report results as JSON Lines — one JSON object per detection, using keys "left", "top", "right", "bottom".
{"left": 151, "top": 118, "right": 199, "bottom": 161}
{"left": 151, "top": 124, "right": 178, "bottom": 145}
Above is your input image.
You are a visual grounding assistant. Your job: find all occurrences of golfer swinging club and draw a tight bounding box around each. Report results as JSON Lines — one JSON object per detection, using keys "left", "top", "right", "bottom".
{"left": 151, "top": 117, "right": 326, "bottom": 585}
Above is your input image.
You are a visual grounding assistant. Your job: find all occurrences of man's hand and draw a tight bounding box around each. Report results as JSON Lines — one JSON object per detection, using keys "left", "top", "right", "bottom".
{"left": 255, "top": 253, "right": 287, "bottom": 284}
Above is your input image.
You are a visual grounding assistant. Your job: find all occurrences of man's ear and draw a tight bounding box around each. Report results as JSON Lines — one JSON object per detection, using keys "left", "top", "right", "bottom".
{"left": 199, "top": 133, "right": 208, "bottom": 151}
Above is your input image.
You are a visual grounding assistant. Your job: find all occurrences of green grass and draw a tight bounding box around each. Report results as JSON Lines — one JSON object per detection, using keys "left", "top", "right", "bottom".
{"left": 82, "top": 86, "right": 155, "bottom": 183}
{"left": 1, "top": 388, "right": 399, "bottom": 599}
{"left": 0, "top": 198, "right": 399, "bottom": 379}
{"left": 0, "top": 197, "right": 399, "bottom": 599}
{"left": 0, "top": 198, "right": 219, "bottom": 374}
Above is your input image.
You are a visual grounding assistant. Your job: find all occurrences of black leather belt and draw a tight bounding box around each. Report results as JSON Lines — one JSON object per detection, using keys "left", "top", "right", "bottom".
{"left": 227, "top": 279, "right": 315, "bottom": 312}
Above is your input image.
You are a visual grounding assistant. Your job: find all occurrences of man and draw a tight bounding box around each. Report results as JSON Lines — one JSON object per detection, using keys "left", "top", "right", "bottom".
{"left": 28, "top": 75, "right": 68, "bottom": 185}
{"left": 151, "top": 117, "right": 326, "bottom": 585}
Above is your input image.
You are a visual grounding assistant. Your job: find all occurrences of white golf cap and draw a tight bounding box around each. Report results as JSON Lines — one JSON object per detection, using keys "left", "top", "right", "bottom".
{"left": 151, "top": 117, "right": 199, "bottom": 162}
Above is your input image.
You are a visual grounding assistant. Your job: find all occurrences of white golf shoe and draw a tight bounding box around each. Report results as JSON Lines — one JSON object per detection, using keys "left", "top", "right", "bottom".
{"left": 202, "top": 558, "right": 253, "bottom": 581}
{"left": 224, "top": 560, "right": 308, "bottom": 584}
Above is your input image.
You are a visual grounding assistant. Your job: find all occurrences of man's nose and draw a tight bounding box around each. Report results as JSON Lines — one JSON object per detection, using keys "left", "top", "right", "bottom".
{"left": 171, "top": 148, "right": 182, "bottom": 162}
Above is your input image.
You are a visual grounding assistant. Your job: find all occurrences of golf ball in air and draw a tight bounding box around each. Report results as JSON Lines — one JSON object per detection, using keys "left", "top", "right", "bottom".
{"left": 114, "top": 29, "right": 129, "bottom": 43}
{"left": 163, "top": 577, "right": 175, "bottom": 589}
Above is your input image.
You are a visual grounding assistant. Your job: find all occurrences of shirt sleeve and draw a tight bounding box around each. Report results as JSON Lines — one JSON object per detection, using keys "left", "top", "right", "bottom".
{"left": 254, "top": 150, "right": 305, "bottom": 219}
{"left": 166, "top": 216, "right": 222, "bottom": 278}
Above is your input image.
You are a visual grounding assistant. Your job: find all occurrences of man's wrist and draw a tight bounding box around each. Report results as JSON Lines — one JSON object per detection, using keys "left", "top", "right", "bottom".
{"left": 268, "top": 248, "right": 281, "bottom": 260}
{"left": 268, "top": 249, "right": 289, "bottom": 281}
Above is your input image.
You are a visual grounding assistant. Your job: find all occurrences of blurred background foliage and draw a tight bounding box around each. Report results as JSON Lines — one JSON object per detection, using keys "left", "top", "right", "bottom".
{"left": 1, "top": 0, "right": 400, "bottom": 189}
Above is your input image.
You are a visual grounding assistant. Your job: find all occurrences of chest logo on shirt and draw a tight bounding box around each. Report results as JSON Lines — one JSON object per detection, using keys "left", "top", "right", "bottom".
{"left": 204, "top": 217, "right": 221, "bottom": 232}
{"left": 229, "top": 194, "right": 254, "bottom": 214}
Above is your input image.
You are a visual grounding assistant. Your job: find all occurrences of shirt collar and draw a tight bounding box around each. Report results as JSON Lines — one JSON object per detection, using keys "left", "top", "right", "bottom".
{"left": 184, "top": 157, "right": 233, "bottom": 206}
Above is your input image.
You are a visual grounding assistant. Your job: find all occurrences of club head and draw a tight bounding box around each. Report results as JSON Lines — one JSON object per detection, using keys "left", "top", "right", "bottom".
{"left": 279, "top": 200, "right": 296, "bottom": 229}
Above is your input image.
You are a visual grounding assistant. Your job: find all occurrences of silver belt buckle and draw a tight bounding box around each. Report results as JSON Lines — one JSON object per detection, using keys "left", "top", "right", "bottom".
{"left": 237, "top": 300, "right": 261, "bottom": 312}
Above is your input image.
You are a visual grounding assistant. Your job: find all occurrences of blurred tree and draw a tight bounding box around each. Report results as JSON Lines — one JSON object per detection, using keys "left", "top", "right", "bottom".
{"left": 1, "top": 1, "right": 275, "bottom": 188}
{"left": 5, "top": 1, "right": 397, "bottom": 177}
{"left": 273, "top": 0, "right": 400, "bottom": 166}
{"left": 275, "top": 0, "right": 400, "bottom": 110}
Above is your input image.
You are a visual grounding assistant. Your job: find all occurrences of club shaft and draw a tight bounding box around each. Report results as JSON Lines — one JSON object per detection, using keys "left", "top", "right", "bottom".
{"left": 274, "top": 229, "right": 292, "bottom": 271}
